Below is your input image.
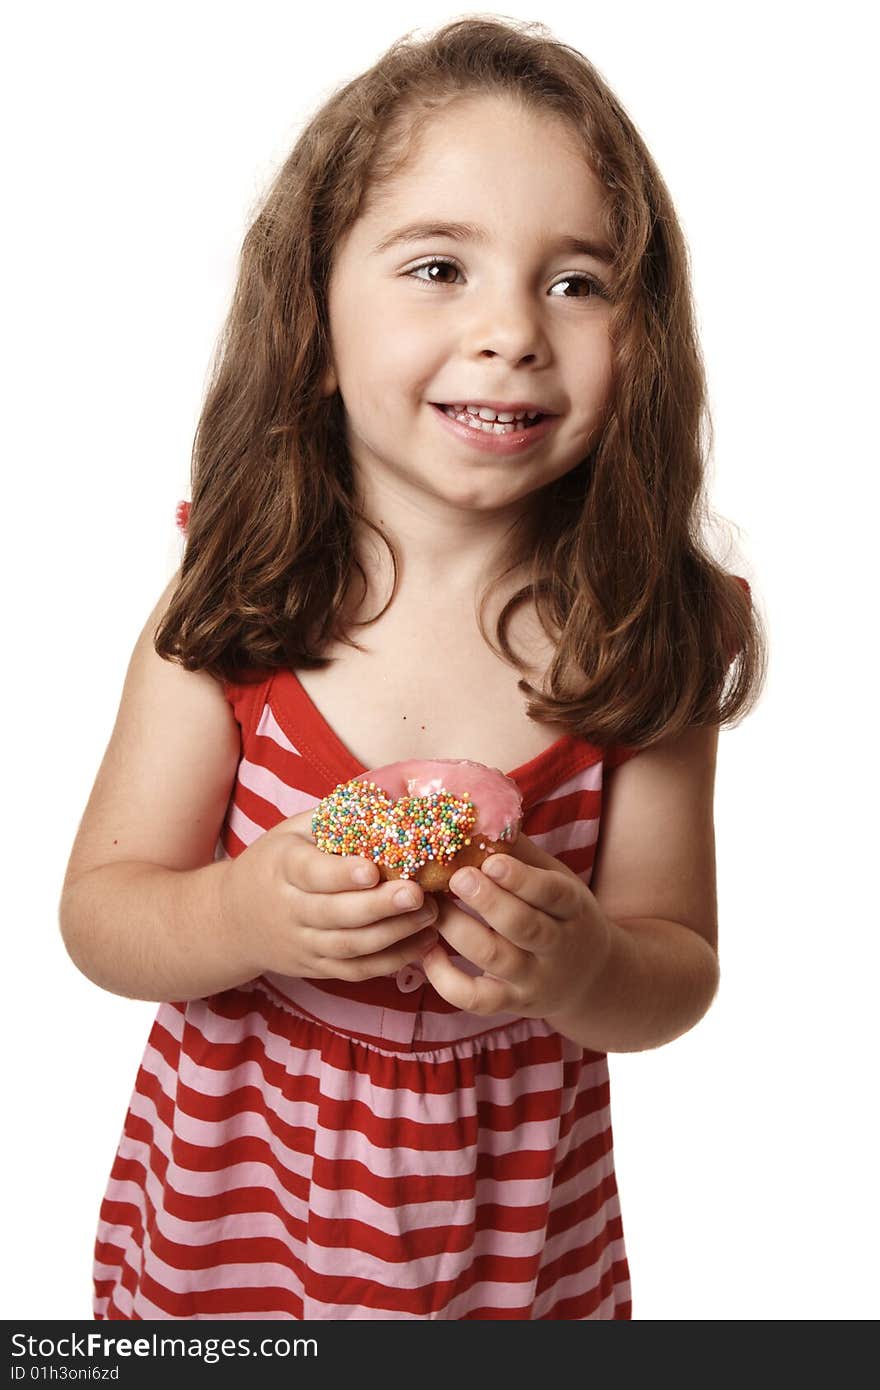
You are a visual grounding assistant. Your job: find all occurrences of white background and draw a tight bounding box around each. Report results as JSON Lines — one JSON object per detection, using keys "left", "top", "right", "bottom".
{"left": 4, "top": 0, "right": 877, "bottom": 1321}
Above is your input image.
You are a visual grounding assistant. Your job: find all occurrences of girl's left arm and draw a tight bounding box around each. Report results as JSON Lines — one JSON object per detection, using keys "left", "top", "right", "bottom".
{"left": 422, "top": 723, "right": 721, "bottom": 1053}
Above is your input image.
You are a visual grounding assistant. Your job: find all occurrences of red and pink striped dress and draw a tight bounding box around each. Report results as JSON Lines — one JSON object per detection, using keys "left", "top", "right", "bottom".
{"left": 92, "top": 665, "right": 645, "bottom": 1320}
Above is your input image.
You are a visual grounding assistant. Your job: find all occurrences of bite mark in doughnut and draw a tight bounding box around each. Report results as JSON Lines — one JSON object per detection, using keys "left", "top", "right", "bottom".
{"left": 311, "top": 758, "right": 523, "bottom": 892}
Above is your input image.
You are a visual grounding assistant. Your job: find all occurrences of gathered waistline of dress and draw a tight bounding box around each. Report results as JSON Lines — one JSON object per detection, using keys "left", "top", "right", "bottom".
{"left": 244, "top": 971, "right": 554, "bottom": 1058}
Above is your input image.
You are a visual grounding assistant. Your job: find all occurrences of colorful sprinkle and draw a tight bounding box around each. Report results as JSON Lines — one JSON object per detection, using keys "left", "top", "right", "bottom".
{"left": 312, "top": 779, "right": 478, "bottom": 879}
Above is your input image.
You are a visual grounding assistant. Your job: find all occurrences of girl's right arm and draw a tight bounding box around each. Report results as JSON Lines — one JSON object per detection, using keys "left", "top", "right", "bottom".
{"left": 58, "top": 573, "right": 439, "bottom": 1002}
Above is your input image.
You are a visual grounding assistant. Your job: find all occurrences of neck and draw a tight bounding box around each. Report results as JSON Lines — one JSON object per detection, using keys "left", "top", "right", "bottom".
{"left": 350, "top": 477, "right": 534, "bottom": 607}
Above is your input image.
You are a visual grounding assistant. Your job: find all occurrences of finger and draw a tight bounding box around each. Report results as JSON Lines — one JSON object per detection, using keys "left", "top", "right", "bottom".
{"left": 315, "top": 924, "right": 440, "bottom": 981}
{"left": 448, "top": 863, "right": 568, "bottom": 949}
{"left": 299, "top": 873, "right": 428, "bottom": 930}
{"left": 420, "top": 943, "right": 517, "bottom": 1016}
{"left": 316, "top": 897, "right": 440, "bottom": 960}
{"left": 496, "top": 831, "right": 582, "bottom": 884}
{"left": 471, "top": 854, "right": 579, "bottom": 921}
{"left": 281, "top": 806, "right": 321, "bottom": 841}
{"left": 433, "top": 898, "right": 531, "bottom": 981}
{"left": 285, "top": 836, "right": 384, "bottom": 895}
{"left": 279, "top": 804, "right": 385, "bottom": 892}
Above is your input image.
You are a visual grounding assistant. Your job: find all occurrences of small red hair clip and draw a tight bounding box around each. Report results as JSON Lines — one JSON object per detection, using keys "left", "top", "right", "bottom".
{"left": 176, "top": 499, "right": 191, "bottom": 535}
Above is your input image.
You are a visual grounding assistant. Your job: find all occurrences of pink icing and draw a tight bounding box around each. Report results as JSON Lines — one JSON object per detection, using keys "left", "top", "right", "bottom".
{"left": 354, "top": 759, "right": 522, "bottom": 842}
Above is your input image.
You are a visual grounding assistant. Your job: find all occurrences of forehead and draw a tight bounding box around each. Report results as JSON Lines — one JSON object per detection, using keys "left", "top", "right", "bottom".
{"left": 355, "top": 93, "right": 609, "bottom": 243}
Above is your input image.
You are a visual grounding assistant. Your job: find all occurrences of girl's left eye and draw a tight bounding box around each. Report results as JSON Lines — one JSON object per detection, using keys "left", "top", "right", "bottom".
{"left": 405, "top": 258, "right": 607, "bottom": 298}
{"left": 407, "top": 258, "right": 462, "bottom": 286}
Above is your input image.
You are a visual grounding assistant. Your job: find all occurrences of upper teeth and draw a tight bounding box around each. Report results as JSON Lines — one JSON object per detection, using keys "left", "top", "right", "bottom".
{"left": 453, "top": 404, "right": 539, "bottom": 422}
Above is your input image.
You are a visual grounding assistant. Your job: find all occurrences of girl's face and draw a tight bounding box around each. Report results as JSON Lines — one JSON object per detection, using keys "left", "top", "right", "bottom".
{"left": 323, "top": 94, "right": 614, "bottom": 518}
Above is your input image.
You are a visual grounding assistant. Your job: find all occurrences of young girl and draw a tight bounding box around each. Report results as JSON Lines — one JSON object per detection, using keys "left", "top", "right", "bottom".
{"left": 60, "top": 17, "right": 765, "bottom": 1321}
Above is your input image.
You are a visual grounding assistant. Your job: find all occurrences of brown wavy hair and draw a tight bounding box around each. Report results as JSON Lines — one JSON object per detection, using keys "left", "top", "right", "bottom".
{"left": 156, "top": 13, "right": 767, "bottom": 748}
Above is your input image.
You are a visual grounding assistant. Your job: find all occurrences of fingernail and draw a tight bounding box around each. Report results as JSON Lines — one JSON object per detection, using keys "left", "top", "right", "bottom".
{"left": 394, "top": 885, "right": 420, "bottom": 908}
{"left": 451, "top": 868, "right": 478, "bottom": 896}
{"left": 482, "top": 856, "right": 507, "bottom": 881}
{"left": 352, "top": 864, "right": 377, "bottom": 886}
{"left": 413, "top": 902, "right": 437, "bottom": 926}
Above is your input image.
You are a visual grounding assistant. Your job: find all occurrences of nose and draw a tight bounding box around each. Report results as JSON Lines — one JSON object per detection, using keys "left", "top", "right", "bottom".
{"left": 462, "top": 282, "right": 551, "bottom": 368}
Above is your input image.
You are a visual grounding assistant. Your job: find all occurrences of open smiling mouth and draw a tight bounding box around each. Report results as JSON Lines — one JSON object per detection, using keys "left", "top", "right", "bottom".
{"left": 431, "top": 403, "right": 548, "bottom": 436}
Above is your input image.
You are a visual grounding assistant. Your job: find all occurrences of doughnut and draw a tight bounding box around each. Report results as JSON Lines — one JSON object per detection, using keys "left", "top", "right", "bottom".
{"left": 311, "top": 758, "right": 523, "bottom": 892}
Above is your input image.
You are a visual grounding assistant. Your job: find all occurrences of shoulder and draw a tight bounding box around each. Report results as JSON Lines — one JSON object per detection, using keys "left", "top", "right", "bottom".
{"left": 128, "top": 566, "right": 241, "bottom": 774}
{"left": 62, "top": 571, "right": 241, "bottom": 889}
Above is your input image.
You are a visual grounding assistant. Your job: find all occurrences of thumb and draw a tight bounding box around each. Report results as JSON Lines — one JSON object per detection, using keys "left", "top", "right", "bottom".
{"left": 280, "top": 805, "right": 319, "bottom": 841}
{"left": 494, "top": 828, "right": 581, "bottom": 883}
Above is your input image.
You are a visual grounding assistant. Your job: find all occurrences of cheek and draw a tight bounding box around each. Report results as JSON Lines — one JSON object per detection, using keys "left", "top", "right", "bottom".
{"left": 571, "top": 358, "right": 613, "bottom": 434}
{"left": 579, "top": 328, "right": 612, "bottom": 383}
{"left": 370, "top": 346, "right": 433, "bottom": 406}
{"left": 595, "top": 333, "right": 614, "bottom": 393}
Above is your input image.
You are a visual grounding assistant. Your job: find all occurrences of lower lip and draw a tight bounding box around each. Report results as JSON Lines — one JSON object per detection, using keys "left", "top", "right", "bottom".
{"left": 430, "top": 403, "right": 559, "bottom": 454}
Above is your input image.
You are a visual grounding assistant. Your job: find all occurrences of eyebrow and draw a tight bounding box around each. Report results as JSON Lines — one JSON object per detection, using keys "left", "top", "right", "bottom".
{"left": 372, "top": 220, "right": 614, "bottom": 265}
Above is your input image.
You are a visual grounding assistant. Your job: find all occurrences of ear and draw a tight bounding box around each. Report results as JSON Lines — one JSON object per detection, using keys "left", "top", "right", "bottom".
{"left": 320, "top": 363, "right": 338, "bottom": 397}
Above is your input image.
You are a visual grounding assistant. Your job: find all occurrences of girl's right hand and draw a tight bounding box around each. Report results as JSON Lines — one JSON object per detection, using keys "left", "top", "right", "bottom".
{"left": 221, "top": 808, "right": 439, "bottom": 981}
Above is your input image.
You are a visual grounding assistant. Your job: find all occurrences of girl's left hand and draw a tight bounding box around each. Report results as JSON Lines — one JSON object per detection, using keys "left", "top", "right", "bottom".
{"left": 420, "top": 832, "right": 613, "bottom": 1020}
